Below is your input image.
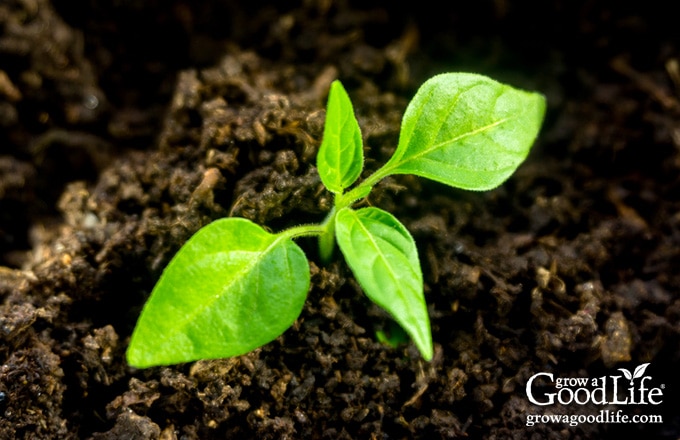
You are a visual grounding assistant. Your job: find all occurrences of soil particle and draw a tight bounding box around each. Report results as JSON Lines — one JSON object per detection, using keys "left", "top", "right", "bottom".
{"left": 0, "top": 340, "right": 68, "bottom": 438}
{"left": 90, "top": 410, "right": 161, "bottom": 440}
{"left": 600, "top": 312, "right": 633, "bottom": 367}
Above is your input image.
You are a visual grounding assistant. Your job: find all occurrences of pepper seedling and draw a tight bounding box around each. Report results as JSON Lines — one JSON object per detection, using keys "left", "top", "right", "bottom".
{"left": 127, "top": 73, "right": 546, "bottom": 368}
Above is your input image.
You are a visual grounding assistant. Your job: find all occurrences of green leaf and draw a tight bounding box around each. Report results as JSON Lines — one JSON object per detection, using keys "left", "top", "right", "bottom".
{"left": 317, "top": 80, "right": 364, "bottom": 194}
{"left": 127, "top": 218, "right": 309, "bottom": 368}
{"left": 383, "top": 73, "right": 546, "bottom": 191}
{"left": 335, "top": 207, "right": 432, "bottom": 360}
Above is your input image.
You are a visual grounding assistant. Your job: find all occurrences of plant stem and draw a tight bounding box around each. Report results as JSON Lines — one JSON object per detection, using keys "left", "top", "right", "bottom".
{"left": 278, "top": 223, "right": 326, "bottom": 241}
{"left": 315, "top": 163, "right": 396, "bottom": 263}
{"left": 318, "top": 207, "right": 336, "bottom": 263}
{"left": 277, "top": 213, "right": 336, "bottom": 263}
{"left": 336, "top": 164, "right": 393, "bottom": 210}
{"left": 281, "top": 163, "right": 395, "bottom": 264}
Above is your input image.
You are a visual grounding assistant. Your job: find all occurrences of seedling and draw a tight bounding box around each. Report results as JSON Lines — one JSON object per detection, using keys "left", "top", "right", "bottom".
{"left": 127, "top": 73, "right": 545, "bottom": 368}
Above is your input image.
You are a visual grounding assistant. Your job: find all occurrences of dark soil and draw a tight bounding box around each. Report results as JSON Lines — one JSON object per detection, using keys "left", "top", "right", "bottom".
{"left": 2, "top": 0, "right": 680, "bottom": 438}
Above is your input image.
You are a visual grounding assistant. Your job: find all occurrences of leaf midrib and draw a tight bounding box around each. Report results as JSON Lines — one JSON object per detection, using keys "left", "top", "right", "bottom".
{"left": 387, "top": 116, "right": 513, "bottom": 174}
{"left": 170, "top": 234, "right": 287, "bottom": 345}
{"left": 347, "top": 210, "right": 418, "bottom": 312}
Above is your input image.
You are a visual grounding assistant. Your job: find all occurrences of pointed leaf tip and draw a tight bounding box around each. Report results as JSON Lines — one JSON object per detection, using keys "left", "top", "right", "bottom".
{"left": 384, "top": 72, "right": 546, "bottom": 191}
{"left": 633, "top": 363, "right": 650, "bottom": 379}
{"left": 317, "top": 80, "right": 364, "bottom": 194}
{"left": 335, "top": 207, "right": 433, "bottom": 360}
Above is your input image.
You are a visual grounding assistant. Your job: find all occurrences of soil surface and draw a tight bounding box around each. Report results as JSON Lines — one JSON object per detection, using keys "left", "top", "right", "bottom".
{"left": 1, "top": 0, "right": 679, "bottom": 438}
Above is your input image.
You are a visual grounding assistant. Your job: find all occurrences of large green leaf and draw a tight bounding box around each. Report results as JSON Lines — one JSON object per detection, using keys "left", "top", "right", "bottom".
{"left": 383, "top": 73, "right": 546, "bottom": 191}
{"left": 335, "top": 207, "right": 432, "bottom": 360}
{"left": 317, "top": 80, "right": 364, "bottom": 194}
{"left": 127, "top": 218, "right": 309, "bottom": 368}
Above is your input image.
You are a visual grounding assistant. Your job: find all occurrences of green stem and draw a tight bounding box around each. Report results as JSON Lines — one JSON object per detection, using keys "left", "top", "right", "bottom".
{"left": 278, "top": 223, "right": 327, "bottom": 241}
{"left": 318, "top": 207, "right": 336, "bottom": 263}
{"left": 277, "top": 210, "right": 337, "bottom": 264}
{"left": 316, "top": 163, "right": 396, "bottom": 263}
{"left": 336, "top": 163, "right": 394, "bottom": 210}
{"left": 281, "top": 162, "right": 395, "bottom": 264}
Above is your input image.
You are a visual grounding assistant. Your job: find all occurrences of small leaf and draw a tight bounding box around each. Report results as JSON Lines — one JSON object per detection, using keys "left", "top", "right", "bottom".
{"left": 127, "top": 218, "right": 309, "bottom": 368}
{"left": 618, "top": 368, "right": 633, "bottom": 381}
{"left": 632, "top": 363, "right": 650, "bottom": 379}
{"left": 382, "top": 73, "right": 546, "bottom": 191}
{"left": 317, "top": 80, "right": 364, "bottom": 194}
{"left": 335, "top": 207, "right": 432, "bottom": 360}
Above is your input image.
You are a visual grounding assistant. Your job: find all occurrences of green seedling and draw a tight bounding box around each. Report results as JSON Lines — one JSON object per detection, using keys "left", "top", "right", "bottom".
{"left": 127, "top": 73, "right": 546, "bottom": 368}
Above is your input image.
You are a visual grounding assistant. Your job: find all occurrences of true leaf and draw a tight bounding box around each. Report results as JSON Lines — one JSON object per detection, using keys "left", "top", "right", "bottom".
{"left": 317, "top": 80, "right": 364, "bottom": 194}
{"left": 126, "top": 218, "right": 309, "bottom": 368}
{"left": 335, "top": 207, "right": 432, "bottom": 360}
{"left": 382, "top": 73, "right": 546, "bottom": 191}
